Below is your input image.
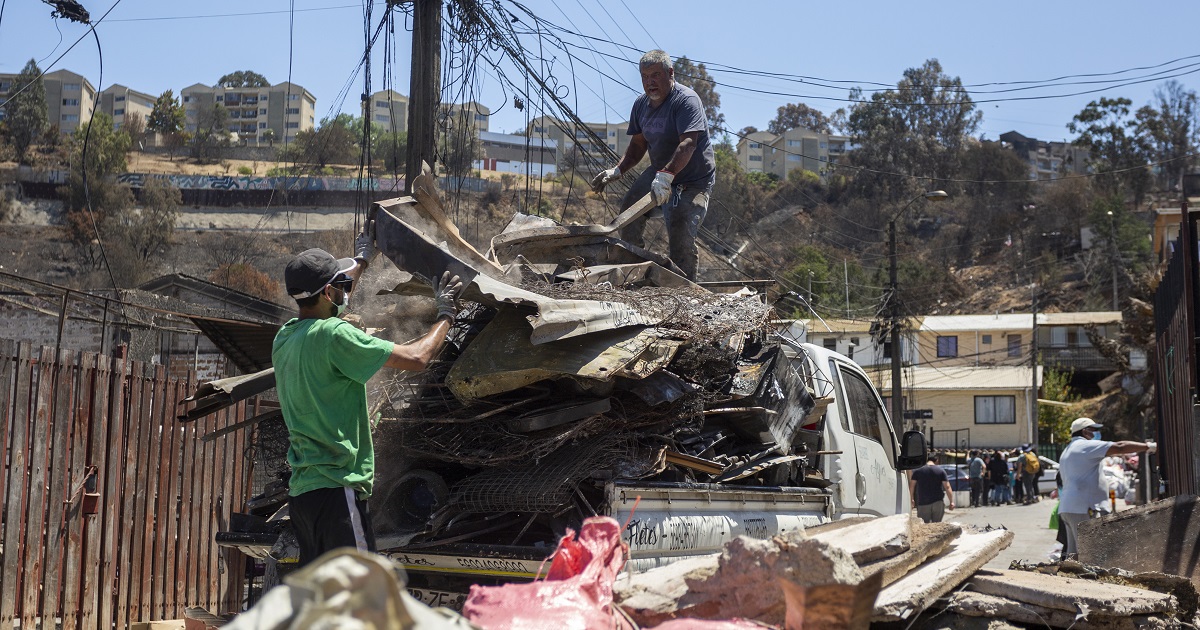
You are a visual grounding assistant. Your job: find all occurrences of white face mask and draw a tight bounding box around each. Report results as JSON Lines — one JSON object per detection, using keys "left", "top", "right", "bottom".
{"left": 327, "top": 285, "right": 349, "bottom": 317}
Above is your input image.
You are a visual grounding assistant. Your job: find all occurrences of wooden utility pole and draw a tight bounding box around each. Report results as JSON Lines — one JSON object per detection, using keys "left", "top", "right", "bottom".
{"left": 406, "top": 0, "right": 443, "bottom": 190}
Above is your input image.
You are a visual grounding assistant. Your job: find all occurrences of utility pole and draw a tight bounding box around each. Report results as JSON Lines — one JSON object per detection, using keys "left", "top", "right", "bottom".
{"left": 406, "top": 0, "right": 443, "bottom": 191}
{"left": 1108, "top": 210, "right": 1119, "bottom": 310}
{"left": 1031, "top": 288, "right": 1039, "bottom": 447}
{"left": 889, "top": 219, "right": 903, "bottom": 429}
{"left": 844, "top": 259, "right": 850, "bottom": 318}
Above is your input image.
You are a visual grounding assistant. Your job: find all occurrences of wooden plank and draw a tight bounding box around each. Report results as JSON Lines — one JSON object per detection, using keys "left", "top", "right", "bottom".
{"left": 226, "top": 405, "right": 250, "bottom": 613}
{"left": 0, "top": 339, "right": 17, "bottom": 625}
{"left": 78, "top": 352, "right": 113, "bottom": 630}
{"left": 138, "top": 364, "right": 168, "bottom": 624}
{"left": 22, "top": 347, "right": 59, "bottom": 628}
{"left": 218, "top": 403, "right": 245, "bottom": 613}
{"left": 114, "top": 359, "right": 146, "bottom": 629}
{"left": 150, "top": 368, "right": 180, "bottom": 621}
{"left": 160, "top": 379, "right": 186, "bottom": 620}
{"left": 175, "top": 371, "right": 200, "bottom": 609}
{"left": 125, "top": 362, "right": 157, "bottom": 624}
{"left": 197, "top": 406, "right": 221, "bottom": 610}
{"left": 1, "top": 342, "right": 34, "bottom": 628}
{"left": 39, "top": 347, "right": 79, "bottom": 630}
{"left": 97, "top": 352, "right": 129, "bottom": 630}
{"left": 59, "top": 350, "right": 94, "bottom": 630}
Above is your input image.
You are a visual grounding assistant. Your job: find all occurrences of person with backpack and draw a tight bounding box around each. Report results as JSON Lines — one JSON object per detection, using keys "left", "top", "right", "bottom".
{"left": 1020, "top": 446, "right": 1041, "bottom": 504}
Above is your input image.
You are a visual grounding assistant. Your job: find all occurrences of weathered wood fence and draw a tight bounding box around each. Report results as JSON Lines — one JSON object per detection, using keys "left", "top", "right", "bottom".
{"left": 1, "top": 340, "right": 253, "bottom": 629}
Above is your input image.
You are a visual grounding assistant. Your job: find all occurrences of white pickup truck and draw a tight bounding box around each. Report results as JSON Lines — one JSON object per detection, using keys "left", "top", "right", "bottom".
{"left": 383, "top": 341, "right": 926, "bottom": 605}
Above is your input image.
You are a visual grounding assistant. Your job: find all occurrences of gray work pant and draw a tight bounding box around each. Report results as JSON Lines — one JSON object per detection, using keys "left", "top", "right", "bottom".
{"left": 1060, "top": 511, "right": 1090, "bottom": 556}
{"left": 916, "top": 500, "right": 945, "bottom": 523}
{"left": 618, "top": 168, "right": 713, "bottom": 281}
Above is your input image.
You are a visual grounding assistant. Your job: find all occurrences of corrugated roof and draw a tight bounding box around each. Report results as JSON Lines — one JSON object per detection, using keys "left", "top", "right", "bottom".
{"left": 1038, "top": 311, "right": 1121, "bottom": 325}
{"left": 921, "top": 314, "right": 1032, "bottom": 332}
{"left": 480, "top": 131, "right": 557, "bottom": 149}
{"left": 799, "top": 318, "right": 873, "bottom": 334}
{"left": 892, "top": 366, "right": 1041, "bottom": 391}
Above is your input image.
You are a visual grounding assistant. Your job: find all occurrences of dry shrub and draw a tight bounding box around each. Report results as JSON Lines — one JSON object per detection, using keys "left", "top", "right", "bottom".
{"left": 210, "top": 262, "right": 282, "bottom": 302}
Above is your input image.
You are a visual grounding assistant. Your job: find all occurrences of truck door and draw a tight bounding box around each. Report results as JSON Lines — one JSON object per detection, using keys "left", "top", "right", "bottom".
{"left": 832, "top": 359, "right": 901, "bottom": 516}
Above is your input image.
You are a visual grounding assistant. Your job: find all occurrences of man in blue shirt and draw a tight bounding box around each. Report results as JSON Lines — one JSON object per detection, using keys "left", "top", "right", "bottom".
{"left": 1058, "top": 417, "right": 1155, "bottom": 557}
{"left": 591, "top": 49, "right": 716, "bottom": 281}
{"left": 968, "top": 450, "right": 986, "bottom": 507}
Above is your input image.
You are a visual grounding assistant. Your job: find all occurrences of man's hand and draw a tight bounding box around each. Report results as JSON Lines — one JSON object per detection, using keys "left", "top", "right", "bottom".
{"left": 590, "top": 166, "right": 622, "bottom": 193}
{"left": 432, "top": 271, "right": 463, "bottom": 322}
{"left": 354, "top": 219, "right": 377, "bottom": 263}
{"left": 650, "top": 170, "right": 674, "bottom": 206}
{"left": 1146, "top": 441, "right": 1158, "bottom": 454}
{"left": 947, "top": 500, "right": 955, "bottom": 511}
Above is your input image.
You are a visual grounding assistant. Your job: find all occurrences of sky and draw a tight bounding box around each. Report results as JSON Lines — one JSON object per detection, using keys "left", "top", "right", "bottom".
{"left": 3, "top": 1, "right": 1200, "bottom": 143}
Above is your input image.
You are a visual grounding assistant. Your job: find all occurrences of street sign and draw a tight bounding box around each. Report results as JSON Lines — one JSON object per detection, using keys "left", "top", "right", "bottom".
{"left": 902, "top": 409, "right": 933, "bottom": 420}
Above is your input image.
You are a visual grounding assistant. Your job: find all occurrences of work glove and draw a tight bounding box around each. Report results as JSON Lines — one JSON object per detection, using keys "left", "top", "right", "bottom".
{"left": 433, "top": 271, "right": 463, "bottom": 321}
{"left": 354, "top": 219, "right": 377, "bottom": 263}
{"left": 590, "top": 166, "right": 621, "bottom": 193}
{"left": 650, "top": 170, "right": 674, "bottom": 207}
{"left": 1146, "top": 441, "right": 1158, "bottom": 454}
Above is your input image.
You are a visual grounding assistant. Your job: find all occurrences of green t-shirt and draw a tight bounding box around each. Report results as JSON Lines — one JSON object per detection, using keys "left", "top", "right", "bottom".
{"left": 272, "top": 317, "right": 394, "bottom": 499}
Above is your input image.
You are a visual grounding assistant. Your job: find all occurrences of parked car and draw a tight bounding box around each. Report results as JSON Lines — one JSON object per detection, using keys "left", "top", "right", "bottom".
{"left": 939, "top": 464, "right": 972, "bottom": 492}
{"left": 1008, "top": 454, "right": 1059, "bottom": 495}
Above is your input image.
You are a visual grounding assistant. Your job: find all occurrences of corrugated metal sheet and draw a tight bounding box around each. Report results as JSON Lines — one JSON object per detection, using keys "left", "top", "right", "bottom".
{"left": 921, "top": 314, "right": 1033, "bottom": 332}
{"left": 798, "top": 318, "right": 875, "bottom": 334}
{"left": 1038, "top": 311, "right": 1122, "bottom": 326}
{"left": 903, "top": 365, "right": 1041, "bottom": 390}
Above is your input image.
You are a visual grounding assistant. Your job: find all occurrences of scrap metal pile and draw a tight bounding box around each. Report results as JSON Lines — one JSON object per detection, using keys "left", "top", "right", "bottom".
{"left": 365, "top": 175, "right": 825, "bottom": 545}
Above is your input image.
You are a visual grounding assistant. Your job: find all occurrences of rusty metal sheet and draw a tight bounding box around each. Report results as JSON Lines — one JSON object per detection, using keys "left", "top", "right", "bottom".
{"left": 373, "top": 204, "right": 657, "bottom": 345}
{"left": 446, "top": 308, "right": 672, "bottom": 401}
{"left": 178, "top": 368, "right": 275, "bottom": 422}
{"left": 556, "top": 262, "right": 698, "bottom": 289}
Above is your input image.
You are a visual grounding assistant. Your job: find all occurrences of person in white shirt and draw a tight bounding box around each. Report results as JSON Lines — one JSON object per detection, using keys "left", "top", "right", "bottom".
{"left": 1057, "top": 417, "right": 1156, "bottom": 557}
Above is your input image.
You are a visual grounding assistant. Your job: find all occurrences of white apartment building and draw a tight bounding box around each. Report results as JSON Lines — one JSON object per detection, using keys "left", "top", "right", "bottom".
{"left": 525, "top": 115, "right": 634, "bottom": 173}
{"left": 99, "top": 84, "right": 155, "bottom": 131}
{"left": 761, "top": 127, "right": 851, "bottom": 181}
{"left": 736, "top": 131, "right": 777, "bottom": 173}
{"left": 0, "top": 68, "right": 96, "bottom": 134}
{"left": 442, "top": 101, "right": 491, "bottom": 133}
{"left": 181, "top": 81, "right": 316, "bottom": 145}
{"left": 369, "top": 89, "right": 408, "bottom": 132}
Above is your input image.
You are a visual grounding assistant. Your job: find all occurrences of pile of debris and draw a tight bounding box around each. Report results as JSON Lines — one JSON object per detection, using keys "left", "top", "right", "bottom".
{"left": 363, "top": 174, "right": 825, "bottom": 545}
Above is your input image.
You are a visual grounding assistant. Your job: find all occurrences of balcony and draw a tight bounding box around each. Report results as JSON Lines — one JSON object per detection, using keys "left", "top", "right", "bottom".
{"left": 1040, "top": 345, "right": 1118, "bottom": 372}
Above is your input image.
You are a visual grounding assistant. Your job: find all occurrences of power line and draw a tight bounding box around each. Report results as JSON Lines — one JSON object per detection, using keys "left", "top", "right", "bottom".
{"left": 104, "top": 3, "right": 377, "bottom": 22}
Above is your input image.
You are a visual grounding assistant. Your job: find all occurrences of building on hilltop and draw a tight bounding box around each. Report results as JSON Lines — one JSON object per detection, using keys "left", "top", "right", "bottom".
{"left": 369, "top": 89, "right": 409, "bottom": 132}
{"left": 525, "top": 115, "right": 635, "bottom": 174}
{"left": 474, "top": 131, "right": 557, "bottom": 177}
{"left": 999, "top": 130, "right": 1090, "bottom": 180}
{"left": 734, "top": 127, "right": 851, "bottom": 181}
{"left": 441, "top": 101, "right": 491, "bottom": 133}
{"left": 735, "top": 130, "right": 777, "bottom": 173}
{"left": 99, "top": 84, "right": 155, "bottom": 132}
{"left": 181, "top": 81, "right": 316, "bottom": 146}
{"left": 0, "top": 68, "right": 95, "bottom": 134}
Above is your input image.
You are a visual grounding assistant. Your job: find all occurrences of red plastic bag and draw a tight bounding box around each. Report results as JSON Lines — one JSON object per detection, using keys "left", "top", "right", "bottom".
{"left": 462, "top": 516, "right": 633, "bottom": 630}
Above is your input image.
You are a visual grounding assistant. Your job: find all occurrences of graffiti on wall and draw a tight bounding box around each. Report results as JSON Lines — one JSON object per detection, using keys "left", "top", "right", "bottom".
{"left": 115, "top": 172, "right": 407, "bottom": 192}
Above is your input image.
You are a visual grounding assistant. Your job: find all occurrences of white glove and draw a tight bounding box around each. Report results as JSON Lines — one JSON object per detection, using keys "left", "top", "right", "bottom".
{"left": 590, "top": 166, "right": 622, "bottom": 193}
{"left": 432, "top": 271, "right": 463, "bottom": 321}
{"left": 354, "top": 219, "right": 377, "bottom": 263}
{"left": 650, "top": 170, "right": 674, "bottom": 206}
{"left": 1146, "top": 441, "right": 1157, "bottom": 454}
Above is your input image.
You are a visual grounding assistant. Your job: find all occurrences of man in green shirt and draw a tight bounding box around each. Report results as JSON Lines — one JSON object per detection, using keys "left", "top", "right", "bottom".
{"left": 273, "top": 229, "right": 462, "bottom": 566}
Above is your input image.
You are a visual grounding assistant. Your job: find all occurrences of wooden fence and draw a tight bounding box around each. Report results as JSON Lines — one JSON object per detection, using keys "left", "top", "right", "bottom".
{"left": 0, "top": 340, "right": 254, "bottom": 629}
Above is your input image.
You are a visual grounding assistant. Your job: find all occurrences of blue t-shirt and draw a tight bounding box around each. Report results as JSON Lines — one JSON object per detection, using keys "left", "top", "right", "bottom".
{"left": 968, "top": 457, "right": 984, "bottom": 479}
{"left": 627, "top": 83, "right": 716, "bottom": 187}
{"left": 1058, "top": 436, "right": 1112, "bottom": 514}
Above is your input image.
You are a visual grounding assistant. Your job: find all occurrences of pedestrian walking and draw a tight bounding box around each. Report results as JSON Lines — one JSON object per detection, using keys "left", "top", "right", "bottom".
{"left": 910, "top": 454, "right": 955, "bottom": 523}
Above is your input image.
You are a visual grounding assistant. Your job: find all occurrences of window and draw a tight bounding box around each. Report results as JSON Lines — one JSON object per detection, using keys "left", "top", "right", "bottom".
{"left": 375, "top": 114, "right": 389, "bottom": 122}
{"left": 260, "top": 108, "right": 268, "bottom": 115}
{"left": 115, "top": 95, "right": 125, "bottom": 102}
{"left": 261, "top": 95, "right": 268, "bottom": 101}
{"left": 216, "top": 96, "right": 223, "bottom": 101}
{"left": 981, "top": 334, "right": 992, "bottom": 344}
{"left": 749, "top": 155, "right": 762, "bottom": 162}
{"left": 608, "top": 131, "right": 616, "bottom": 137}
{"left": 183, "top": 96, "right": 191, "bottom": 103}
{"left": 840, "top": 366, "right": 891, "bottom": 446}
{"left": 62, "top": 99, "right": 78, "bottom": 106}
{"left": 476, "top": 113, "right": 487, "bottom": 122}
{"left": 533, "top": 126, "right": 544, "bottom": 133}
{"left": 823, "top": 338, "right": 837, "bottom": 350}
{"left": 259, "top": 122, "right": 267, "bottom": 129}
{"left": 0, "top": 81, "right": 10, "bottom": 90}
{"left": 883, "top": 341, "right": 893, "bottom": 360}
{"left": 608, "top": 143, "right": 616, "bottom": 149}
{"left": 1007, "top": 334, "right": 1022, "bottom": 358}
{"left": 61, "top": 114, "right": 78, "bottom": 122}
{"left": 114, "top": 108, "right": 124, "bottom": 115}
{"left": 64, "top": 83, "right": 80, "bottom": 91}
{"left": 787, "top": 154, "right": 801, "bottom": 161}
{"left": 787, "top": 139, "right": 801, "bottom": 147}
{"left": 286, "top": 122, "right": 299, "bottom": 129}
{"left": 288, "top": 94, "right": 299, "bottom": 101}
{"left": 749, "top": 142, "right": 760, "bottom": 148}
{"left": 286, "top": 107, "right": 300, "bottom": 115}
{"left": 975, "top": 395, "right": 1016, "bottom": 424}
{"left": 936, "top": 336, "right": 958, "bottom": 358}
{"left": 376, "top": 100, "right": 389, "bottom": 108}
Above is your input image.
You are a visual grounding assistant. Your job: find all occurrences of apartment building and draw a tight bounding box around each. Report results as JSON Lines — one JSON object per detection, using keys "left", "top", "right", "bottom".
{"left": 736, "top": 131, "right": 776, "bottom": 173}
{"left": 999, "top": 131, "right": 1091, "bottom": 181}
{"left": 525, "top": 115, "right": 634, "bottom": 173}
{"left": 99, "top": 84, "right": 155, "bottom": 131}
{"left": 442, "top": 101, "right": 490, "bottom": 133}
{"left": 759, "top": 127, "right": 850, "bottom": 181}
{"left": 0, "top": 68, "right": 95, "bottom": 134}
{"left": 181, "top": 81, "right": 317, "bottom": 145}
{"left": 368, "top": 89, "right": 408, "bottom": 132}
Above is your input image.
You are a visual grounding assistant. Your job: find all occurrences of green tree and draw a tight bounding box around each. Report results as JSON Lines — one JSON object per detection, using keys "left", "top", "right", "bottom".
{"left": 1038, "top": 368, "right": 1080, "bottom": 445}
{"left": 846, "top": 59, "right": 981, "bottom": 201}
{"left": 260, "top": 127, "right": 276, "bottom": 147}
{"left": 1134, "top": 80, "right": 1197, "bottom": 192}
{"left": 147, "top": 90, "right": 185, "bottom": 136}
{"left": 282, "top": 114, "right": 357, "bottom": 168}
{"left": 191, "top": 103, "right": 230, "bottom": 162}
{"left": 673, "top": 56, "right": 724, "bottom": 133}
{"left": 5, "top": 59, "right": 49, "bottom": 163}
{"left": 768, "top": 103, "right": 832, "bottom": 135}
{"left": 378, "top": 129, "right": 407, "bottom": 173}
{"left": 59, "top": 112, "right": 135, "bottom": 267}
{"left": 217, "top": 70, "right": 270, "bottom": 88}
{"left": 1068, "top": 97, "right": 1152, "bottom": 203}
{"left": 441, "top": 113, "right": 481, "bottom": 178}
{"left": 119, "top": 177, "right": 180, "bottom": 261}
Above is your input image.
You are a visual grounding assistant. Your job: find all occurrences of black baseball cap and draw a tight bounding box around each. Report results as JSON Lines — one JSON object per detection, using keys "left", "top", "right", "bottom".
{"left": 285, "top": 248, "right": 357, "bottom": 299}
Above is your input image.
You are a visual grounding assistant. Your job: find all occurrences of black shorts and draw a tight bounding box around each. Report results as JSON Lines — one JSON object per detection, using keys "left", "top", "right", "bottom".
{"left": 290, "top": 486, "right": 376, "bottom": 567}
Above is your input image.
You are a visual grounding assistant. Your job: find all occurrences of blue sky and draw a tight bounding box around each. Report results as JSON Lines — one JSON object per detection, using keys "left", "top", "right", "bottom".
{"left": 3, "top": 1, "right": 1199, "bottom": 142}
